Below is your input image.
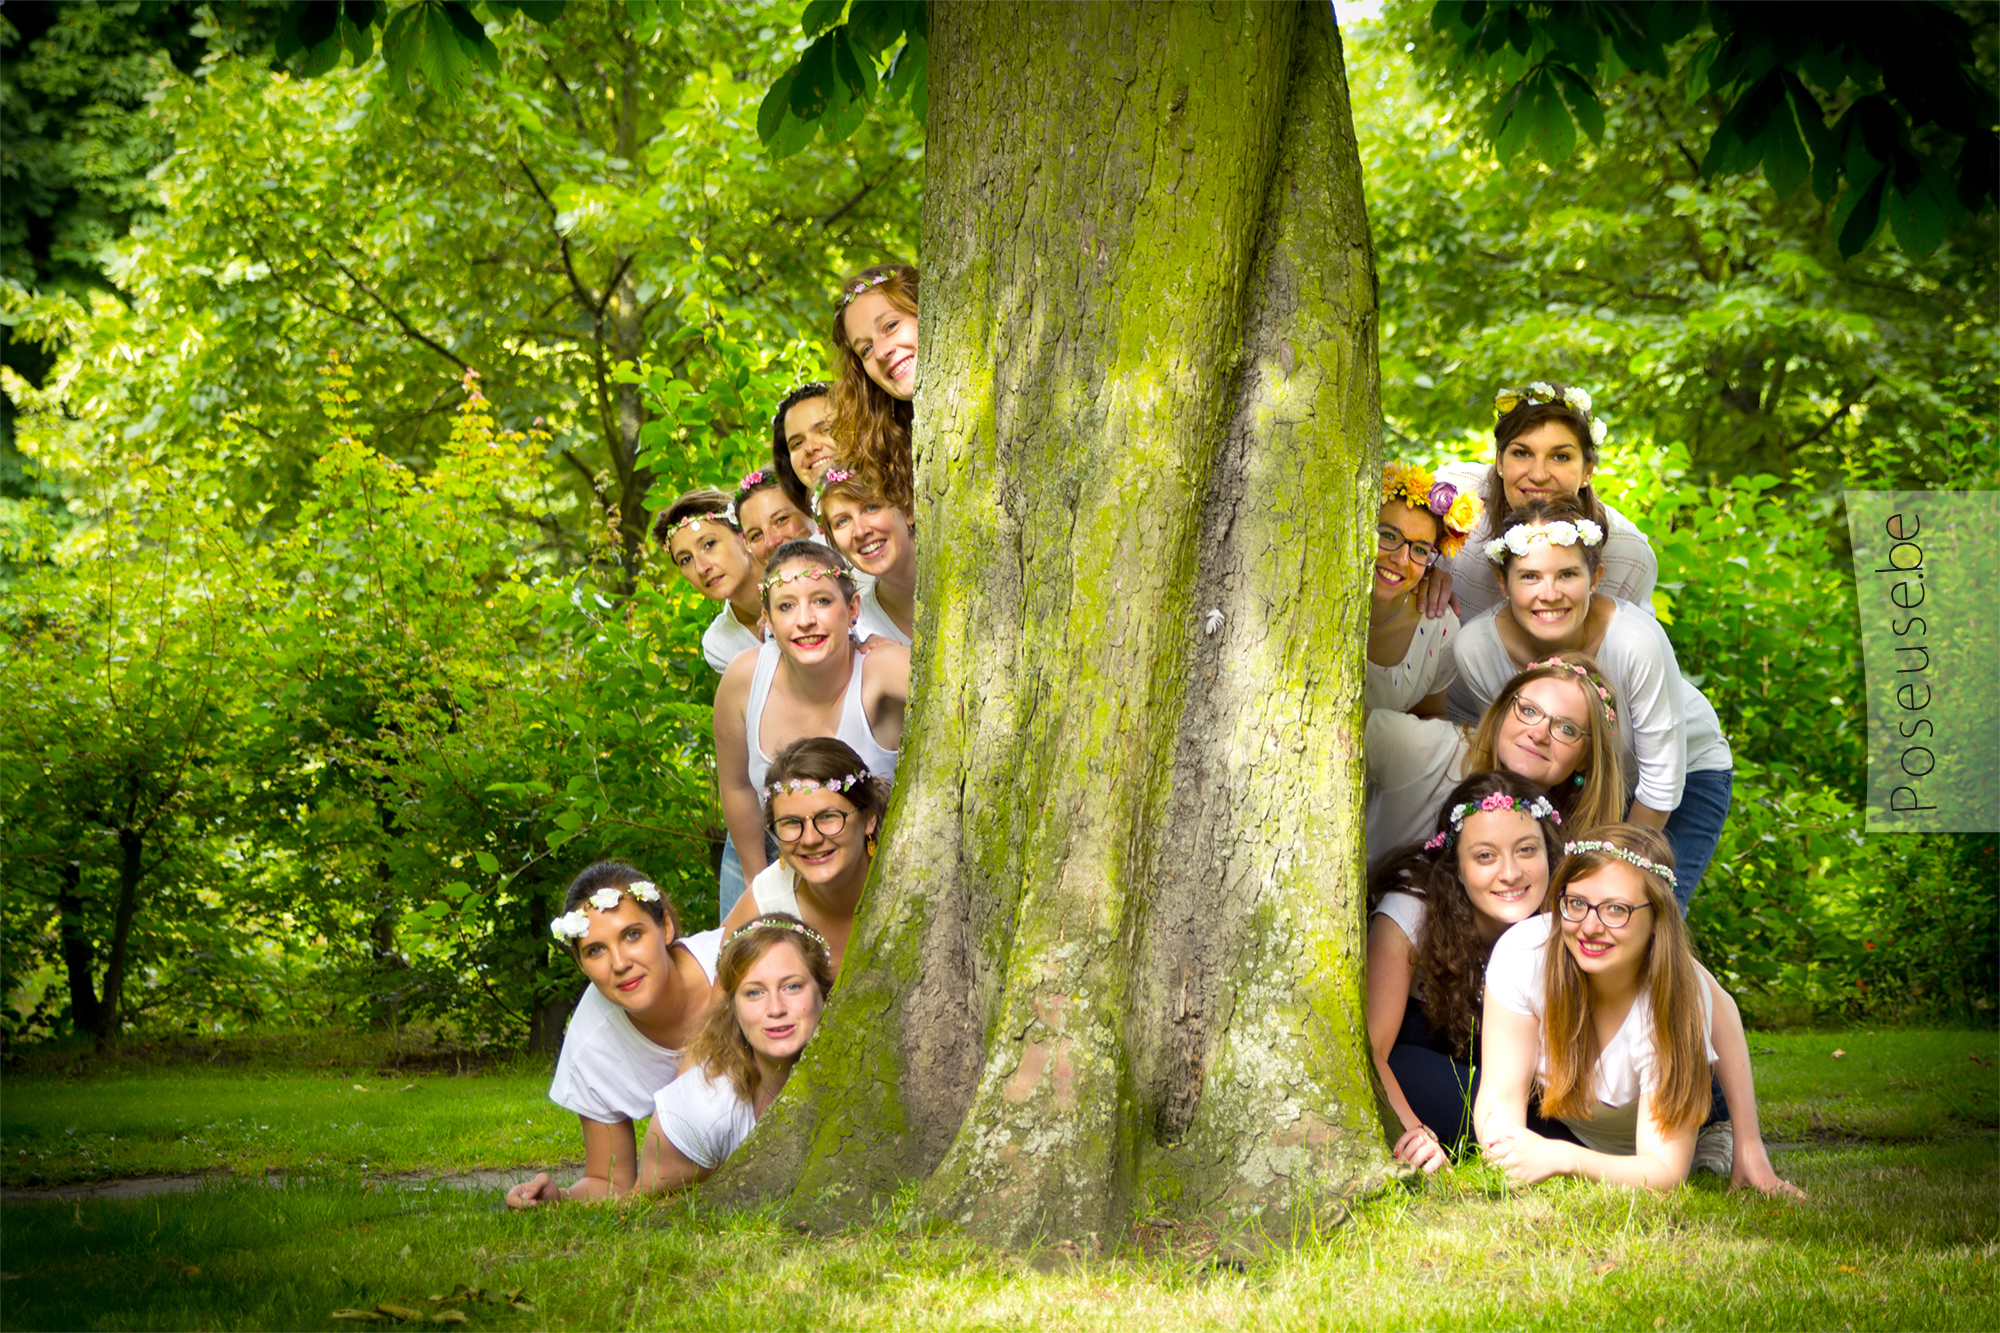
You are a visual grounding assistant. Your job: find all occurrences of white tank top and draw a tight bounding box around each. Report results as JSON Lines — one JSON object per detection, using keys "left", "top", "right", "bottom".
{"left": 742, "top": 638, "right": 900, "bottom": 795}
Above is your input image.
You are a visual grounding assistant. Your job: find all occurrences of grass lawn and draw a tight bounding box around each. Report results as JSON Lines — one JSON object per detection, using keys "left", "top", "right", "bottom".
{"left": 2, "top": 1029, "right": 1994, "bottom": 1330}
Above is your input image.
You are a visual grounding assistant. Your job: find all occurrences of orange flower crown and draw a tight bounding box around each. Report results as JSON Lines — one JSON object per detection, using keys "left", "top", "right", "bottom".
{"left": 1382, "top": 464, "right": 1482, "bottom": 558}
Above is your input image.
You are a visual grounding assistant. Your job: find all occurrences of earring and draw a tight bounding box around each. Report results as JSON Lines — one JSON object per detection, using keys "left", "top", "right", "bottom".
{"left": 1574, "top": 772, "right": 1587, "bottom": 787}
{"left": 866, "top": 833, "right": 878, "bottom": 859}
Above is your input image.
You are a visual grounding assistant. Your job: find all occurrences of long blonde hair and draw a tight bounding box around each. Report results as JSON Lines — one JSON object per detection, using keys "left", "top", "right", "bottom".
{"left": 1466, "top": 651, "right": 1625, "bottom": 834}
{"left": 683, "top": 915, "right": 835, "bottom": 1105}
{"left": 827, "top": 263, "right": 918, "bottom": 512}
{"left": 1536, "top": 825, "right": 1710, "bottom": 1136}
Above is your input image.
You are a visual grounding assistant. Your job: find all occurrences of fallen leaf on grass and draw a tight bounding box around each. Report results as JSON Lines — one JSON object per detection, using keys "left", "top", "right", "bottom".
{"left": 429, "top": 1312, "right": 468, "bottom": 1326}
{"left": 377, "top": 1303, "right": 425, "bottom": 1320}
{"left": 1837, "top": 1264, "right": 1862, "bottom": 1274}
{"left": 1969, "top": 1053, "right": 1989, "bottom": 1067}
{"left": 1591, "top": 1260, "right": 1618, "bottom": 1276}
{"left": 352, "top": 1084, "right": 372, "bottom": 1092}
{"left": 399, "top": 1083, "right": 417, "bottom": 1092}
{"left": 331, "top": 1312, "right": 388, "bottom": 1324}
{"left": 1831, "top": 1049, "right": 1846, "bottom": 1059}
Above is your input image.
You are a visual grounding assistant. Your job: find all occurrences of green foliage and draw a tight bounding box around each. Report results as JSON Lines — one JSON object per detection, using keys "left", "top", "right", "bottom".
{"left": 1424, "top": 1, "right": 1998, "bottom": 257}
{"left": 758, "top": 0, "right": 927, "bottom": 158}
{"left": 272, "top": 0, "right": 573, "bottom": 98}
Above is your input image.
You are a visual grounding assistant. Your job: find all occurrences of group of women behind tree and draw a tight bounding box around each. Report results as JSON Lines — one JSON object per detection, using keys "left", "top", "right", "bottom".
{"left": 508, "top": 281, "right": 1804, "bottom": 1206}
{"left": 1363, "top": 382, "right": 1798, "bottom": 1195}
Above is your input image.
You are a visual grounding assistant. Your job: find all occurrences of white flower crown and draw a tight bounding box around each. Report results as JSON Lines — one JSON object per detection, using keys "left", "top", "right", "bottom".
{"left": 550, "top": 880, "right": 662, "bottom": 941}
{"left": 1484, "top": 518, "right": 1605, "bottom": 564}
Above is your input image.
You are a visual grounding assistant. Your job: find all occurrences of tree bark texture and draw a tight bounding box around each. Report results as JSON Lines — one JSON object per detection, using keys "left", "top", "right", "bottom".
{"left": 712, "top": 0, "right": 1382, "bottom": 1248}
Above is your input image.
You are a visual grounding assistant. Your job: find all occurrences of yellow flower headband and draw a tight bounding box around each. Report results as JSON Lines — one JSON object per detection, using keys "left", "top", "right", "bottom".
{"left": 1382, "top": 464, "right": 1482, "bottom": 557}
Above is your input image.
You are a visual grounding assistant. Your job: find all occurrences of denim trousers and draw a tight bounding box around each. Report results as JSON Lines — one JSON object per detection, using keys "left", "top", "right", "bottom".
{"left": 1664, "top": 766, "right": 1734, "bottom": 914}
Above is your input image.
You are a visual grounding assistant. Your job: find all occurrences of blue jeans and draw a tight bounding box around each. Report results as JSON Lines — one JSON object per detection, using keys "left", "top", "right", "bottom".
{"left": 718, "top": 834, "right": 747, "bottom": 919}
{"left": 1664, "top": 767, "right": 1733, "bottom": 915}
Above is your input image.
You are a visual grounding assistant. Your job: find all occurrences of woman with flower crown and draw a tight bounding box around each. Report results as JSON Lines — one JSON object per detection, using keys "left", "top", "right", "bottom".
{"left": 1371, "top": 464, "right": 1482, "bottom": 715}
{"left": 713, "top": 541, "right": 906, "bottom": 896}
{"left": 504, "top": 861, "right": 722, "bottom": 1209}
{"left": 1427, "top": 382, "right": 1658, "bottom": 634}
{"left": 1367, "top": 771, "right": 1572, "bottom": 1171}
{"left": 1476, "top": 825, "right": 1801, "bottom": 1196}
{"left": 817, "top": 464, "right": 915, "bottom": 647}
{"left": 771, "top": 380, "right": 839, "bottom": 509}
{"left": 733, "top": 467, "right": 821, "bottom": 568}
{"left": 827, "top": 264, "right": 920, "bottom": 514}
{"left": 1366, "top": 651, "right": 1626, "bottom": 866}
{"left": 1451, "top": 494, "right": 1734, "bottom": 909}
{"left": 719, "top": 737, "right": 887, "bottom": 975}
{"left": 655, "top": 488, "right": 766, "bottom": 675}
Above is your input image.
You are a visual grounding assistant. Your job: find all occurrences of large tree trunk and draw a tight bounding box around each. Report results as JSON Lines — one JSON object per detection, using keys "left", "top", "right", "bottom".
{"left": 713, "top": 0, "right": 1382, "bottom": 1247}
{"left": 94, "top": 826, "right": 147, "bottom": 1046}
{"left": 54, "top": 861, "right": 104, "bottom": 1034}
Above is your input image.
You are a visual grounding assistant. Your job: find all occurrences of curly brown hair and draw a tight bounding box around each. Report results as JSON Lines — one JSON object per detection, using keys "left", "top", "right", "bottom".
{"left": 827, "top": 264, "right": 918, "bottom": 513}
{"left": 1367, "top": 771, "right": 1567, "bottom": 1061}
{"left": 683, "top": 914, "right": 836, "bottom": 1105}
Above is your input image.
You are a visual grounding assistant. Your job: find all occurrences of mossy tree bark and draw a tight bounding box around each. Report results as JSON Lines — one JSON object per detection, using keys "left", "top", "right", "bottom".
{"left": 713, "top": 0, "right": 1383, "bottom": 1248}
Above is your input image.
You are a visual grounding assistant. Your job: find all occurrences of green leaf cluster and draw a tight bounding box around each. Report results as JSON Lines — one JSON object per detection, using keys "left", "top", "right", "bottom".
{"left": 757, "top": 0, "right": 927, "bottom": 158}
{"left": 1425, "top": 0, "right": 1997, "bottom": 257}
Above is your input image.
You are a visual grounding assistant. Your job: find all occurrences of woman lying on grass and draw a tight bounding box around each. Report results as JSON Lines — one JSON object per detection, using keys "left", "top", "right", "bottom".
{"left": 505, "top": 863, "right": 721, "bottom": 1209}
{"left": 637, "top": 914, "right": 835, "bottom": 1192}
{"left": 1473, "top": 826, "right": 1803, "bottom": 1197}
{"left": 1369, "top": 771, "right": 1571, "bottom": 1172}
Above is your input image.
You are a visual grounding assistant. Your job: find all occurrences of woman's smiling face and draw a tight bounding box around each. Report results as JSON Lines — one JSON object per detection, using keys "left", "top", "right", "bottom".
{"left": 1498, "top": 421, "right": 1592, "bottom": 511}
{"left": 1558, "top": 862, "right": 1657, "bottom": 979}
{"left": 1495, "top": 676, "right": 1592, "bottom": 788}
{"left": 1374, "top": 500, "right": 1441, "bottom": 604}
{"left": 667, "top": 521, "right": 755, "bottom": 602}
{"left": 575, "top": 898, "right": 672, "bottom": 1013}
{"left": 1455, "top": 807, "right": 1551, "bottom": 935}
{"left": 765, "top": 562, "right": 856, "bottom": 664}
{"left": 783, "top": 395, "right": 838, "bottom": 487}
{"left": 843, "top": 290, "right": 918, "bottom": 401}
{"left": 1504, "top": 540, "right": 1602, "bottom": 649}
{"left": 771, "top": 787, "right": 875, "bottom": 889}
{"left": 821, "top": 495, "right": 914, "bottom": 581}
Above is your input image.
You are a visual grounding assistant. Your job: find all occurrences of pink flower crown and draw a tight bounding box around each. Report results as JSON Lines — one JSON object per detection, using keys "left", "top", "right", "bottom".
{"left": 1424, "top": 791, "right": 1560, "bottom": 852}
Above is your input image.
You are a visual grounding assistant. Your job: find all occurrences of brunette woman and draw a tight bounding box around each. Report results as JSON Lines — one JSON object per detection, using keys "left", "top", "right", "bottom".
{"left": 827, "top": 264, "right": 919, "bottom": 512}
{"left": 1432, "top": 381, "right": 1658, "bottom": 625}
{"left": 817, "top": 465, "right": 915, "bottom": 647}
{"left": 771, "top": 381, "right": 838, "bottom": 513}
{"left": 503, "top": 862, "right": 720, "bottom": 1208}
{"left": 719, "top": 738, "right": 887, "bottom": 975}
{"left": 712, "top": 541, "right": 907, "bottom": 886}
{"left": 1371, "top": 463, "right": 1481, "bottom": 716}
{"left": 733, "top": 468, "right": 820, "bottom": 567}
{"left": 655, "top": 488, "right": 764, "bottom": 673}
{"left": 1452, "top": 496, "right": 1733, "bottom": 908}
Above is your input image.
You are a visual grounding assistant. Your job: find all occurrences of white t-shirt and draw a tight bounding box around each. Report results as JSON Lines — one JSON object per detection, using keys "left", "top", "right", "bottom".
{"left": 854, "top": 582, "right": 913, "bottom": 648}
{"left": 1372, "top": 890, "right": 1430, "bottom": 999}
{"left": 1364, "top": 709, "right": 1468, "bottom": 864}
{"left": 1485, "top": 915, "right": 1715, "bottom": 1155}
{"left": 1366, "top": 610, "right": 1459, "bottom": 713}
{"left": 1449, "top": 598, "right": 1732, "bottom": 811}
{"left": 546, "top": 929, "right": 724, "bottom": 1123}
{"left": 1434, "top": 461, "right": 1658, "bottom": 623}
{"left": 654, "top": 1066, "right": 759, "bottom": 1170}
{"left": 747, "top": 859, "right": 802, "bottom": 916}
{"left": 702, "top": 605, "right": 763, "bottom": 674}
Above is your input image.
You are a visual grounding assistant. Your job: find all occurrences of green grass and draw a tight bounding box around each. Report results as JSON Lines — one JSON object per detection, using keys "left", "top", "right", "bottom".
{"left": 1, "top": 1028, "right": 1995, "bottom": 1330}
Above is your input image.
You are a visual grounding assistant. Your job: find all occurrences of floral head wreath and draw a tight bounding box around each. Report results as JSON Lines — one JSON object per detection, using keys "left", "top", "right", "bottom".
{"left": 1495, "top": 381, "right": 1608, "bottom": 449}
{"left": 550, "top": 881, "right": 662, "bottom": 941}
{"left": 762, "top": 563, "right": 846, "bottom": 592}
{"left": 661, "top": 511, "right": 730, "bottom": 545}
{"left": 723, "top": 916, "right": 832, "bottom": 951}
{"left": 837, "top": 271, "right": 896, "bottom": 308}
{"left": 1527, "top": 656, "right": 1618, "bottom": 725}
{"left": 1563, "top": 840, "right": 1678, "bottom": 888}
{"left": 766, "top": 772, "right": 866, "bottom": 799}
{"left": 812, "top": 467, "right": 860, "bottom": 515}
{"left": 1383, "top": 464, "right": 1483, "bottom": 557}
{"left": 1484, "top": 518, "right": 1605, "bottom": 565}
{"left": 737, "top": 469, "right": 772, "bottom": 493}
{"left": 1424, "top": 792, "right": 1561, "bottom": 852}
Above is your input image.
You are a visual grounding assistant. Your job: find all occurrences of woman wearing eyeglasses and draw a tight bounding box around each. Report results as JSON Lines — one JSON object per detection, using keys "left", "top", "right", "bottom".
{"left": 1475, "top": 825, "right": 1801, "bottom": 1197}
{"left": 1366, "top": 652, "right": 1626, "bottom": 868}
{"left": 718, "top": 737, "right": 888, "bottom": 976}
{"left": 1369, "top": 465, "right": 1482, "bottom": 717}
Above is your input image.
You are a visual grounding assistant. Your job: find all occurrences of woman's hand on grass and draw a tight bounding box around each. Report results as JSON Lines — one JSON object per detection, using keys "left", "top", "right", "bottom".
{"left": 1393, "top": 1124, "right": 1448, "bottom": 1174}
{"left": 1731, "top": 1146, "right": 1807, "bottom": 1200}
{"left": 1482, "top": 1127, "right": 1567, "bottom": 1185}
{"left": 505, "top": 1173, "right": 562, "bottom": 1209}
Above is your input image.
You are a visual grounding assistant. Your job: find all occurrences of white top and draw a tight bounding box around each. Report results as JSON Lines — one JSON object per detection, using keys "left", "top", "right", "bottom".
{"left": 653, "top": 1066, "right": 759, "bottom": 1170}
{"left": 1434, "top": 461, "right": 1658, "bottom": 623}
{"left": 1364, "top": 709, "right": 1469, "bottom": 864}
{"left": 546, "top": 929, "right": 724, "bottom": 1124}
{"left": 1366, "top": 610, "right": 1459, "bottom": 713}
{"left": 1372, "top": 889, "right": 1430, "bottom": 997}
{"left": 1486, "top": 916, "right": 1715, "bottom": 1155}
{"left": 1450, "top": 598, "right": 1733, "bottom": 812}
{"left": 746, "top": 858, "right": 802, "bottom": 916}
{"left": 742, "top": 637, "right": 901, "bottom": 795}
{"left": 854, "top": 582, "right": 913, "bottom": 648}
{"left": 702, "top": 605, "right": 763, "bottom": 674}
